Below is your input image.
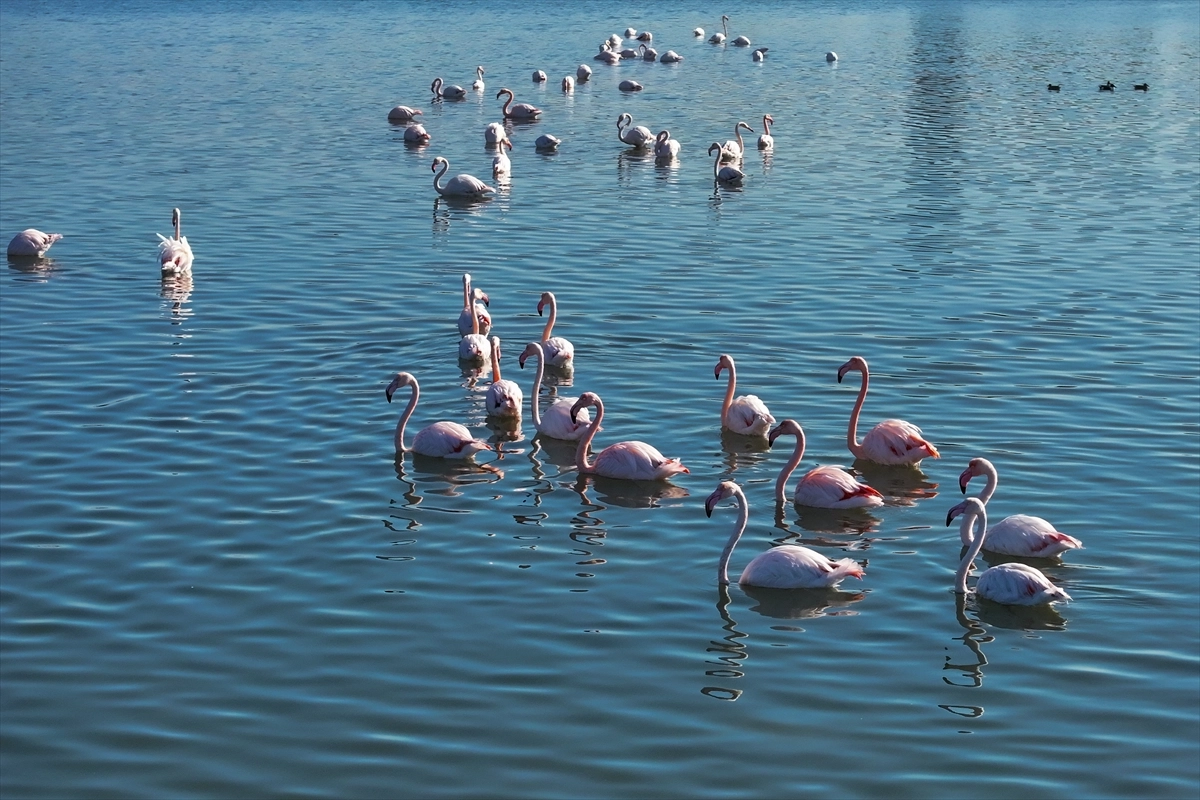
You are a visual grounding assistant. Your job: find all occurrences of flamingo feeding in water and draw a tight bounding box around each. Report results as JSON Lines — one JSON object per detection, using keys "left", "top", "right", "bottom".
{"left": 484, "top": 122, "right": 508, "bottom": 146}
{"left": 715, "top": 354, "right": 774, "bottom": 436}
{"left": 757, "top": 114, "right": 775, "bottom": 149}
{"left": 537, "top": 291, "right": 574, "bottom": 368}
{"left": 617, "top": 113, "right": 654, "bottom": 148}
{"left": 404, "top": 124, "right": 431, "bottom": 144}
{"left": 768, "top": 420, "right": 884, "bottom": 509}
{"left": 386, "top": 372, "right": 491, "bottom": 459}
{"left": 485, "top": 337, "right": 523, "bottom": 421}
{"left": 659, "top": 50, "right": 684, "bottom": 63}
{"left": 431, "top": 157, "right": 495, "bottom": 199}
{"left": 836, "top": 356, "right": 939, "bottom": 466}
{"left": 709, "top": 143, "right": 745, "bottom": 183}
{"left": 706, "top": 480, "right": 866, "bottom": 589}
{"left": 458, "top": 274, "right": 491, "bottom": 362}
{"left": 518, "top": 341, "right": 592, "bottom": 441}
{"left": 387, "top": 105, "right": 422, "bottom": 122}
{"left": 570, "top": 392, "right": 689, "bottom": 481}
{"left": 8, "top": 228, "right": 62, "bottom": 257}
{"left": 496, "top": 88, "right": 542, "bottom": 120}
{"left": 952, "top": 498, "right": 1072, "bottom": 605}
{"left": 431, "top": 77, "right": 466, "bottom": 100}
{"left": 457, "top": 272, "right": 491, "bottom": 337}
{"left": 752, "top": 47, "right": 769, "bottom": 62}
{"left": 576, "top": 64, "right": 592, "bottom": 82}
{"left": 156, "top": 208, "right": 193, "bottom": 273}
{"left": 952, "top": 457, "right": 1083, "bottom": 558}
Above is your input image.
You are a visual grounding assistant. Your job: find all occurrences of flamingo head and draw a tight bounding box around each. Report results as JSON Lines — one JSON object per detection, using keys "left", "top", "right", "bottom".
{"left": 958, "top": 457, "right": 992, "bottom": 493}
{"left": 837, "top": 355, "right": 868, "bottom": 383}
{"left": 495, "top": 88, "right": 512, "bottom": 100}
{"left": 705, "top": 480, "right": 739, "bottom": 517}
{"left": 537, "top": 291, "right": 554, "bottom": 316}
{"left": 707, "top": 142, "right": 721, "bottom": 157}
{"left": 767, "top": 419, "right": 803, "bottom": 447}
{"left": 431, "top": 78, "right": 441, "bottom": 93}
{"left": 657, "top": 130, "right": 670, "bottom": 144}
{"left": 570, "top": 392, "right": 600, "bottom": 423}
{"left": 737, "top": 121, "right": 754, "bottom": 134}
{"left": 518, "top": 341, "right": 542, "bottom": 369}
{"left": 763, "top": 113, "right": 774, "bottom": 125}
{"left": 946, "top": 497, "right": 985, "bottom": 528}
{"left": 385, "top": 372, "right": 417, "bottom": 403}
{"left": 472, "top": 287, "right": 490, "bottom": 307}
{"left": 432, "top": 157, "right": 447, "bottom": 172}
{"left": 714, "top": 353, "right": 733, "bottom": 379}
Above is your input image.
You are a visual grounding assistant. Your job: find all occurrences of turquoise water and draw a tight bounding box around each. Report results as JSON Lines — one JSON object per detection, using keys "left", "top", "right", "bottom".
{"left": 2, "top": 1, "right": 1198, "bottom": 797}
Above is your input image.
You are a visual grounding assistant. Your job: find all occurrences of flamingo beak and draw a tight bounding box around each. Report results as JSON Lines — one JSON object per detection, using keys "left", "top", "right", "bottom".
{"left": 837, "top": 364, "right": 850, "bottom": 383}
{"left": 385, "top": 387, "right": 395, "bottom": 403}
{"left": 767, "top": 427, "right": 782, "bottom": 447}
{"left": 537, "top": 300, "right": 546, "bottom": 316}
{"left": 704, "top": 491, "right": 720, "bottom": 517}
{"left": 945, "top": 502, "right": 966, "bottom": 527}
{"left": 958, "top": 469, "right": 973, "bottom": 494}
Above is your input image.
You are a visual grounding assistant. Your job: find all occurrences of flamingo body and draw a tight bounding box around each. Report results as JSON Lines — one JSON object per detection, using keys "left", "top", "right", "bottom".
{"left": 720, "top": 121, "right": 754, "bottom": 162}
{"left": 617, "top": 113, "right": 653, "bottom": 148}
{"left": 654, "top": 130, "right": 681, "bottom": 160}
{"left": 537, "top": 291, "right": 574, "bottom": 368}
{"left": 659, "top": 50, "right": 684, "bottom": 63}
{"left": 388, "top": 105, "right": 422, "bottom": 122}
{"left": 715, "top": 353, "right": 774, "bottom": 436}
{"left": 385, "top": 372, "right": 491, "bottom": 459}
{"left": 485, "top": 337, "right": 523, "bottom": 420}
{"left": 519, "top": 341, "right": 592, "bottom": 440}
{"left": 492, "top": 140, "right": 513, "bottom": 177}
{"left": 955, "top": 457, "right": 1083, "bottom": 557}
{"left": 404, "top": 124, "right": 431, "bottom": 144}
{"left": 953, "top": 498, "right": 1071, "bottom": 605}
{"left": 484, "top": 122, "right": 508, "bottom": 145}
{"left": 837, "top": 356, "right": 938, "bottom": 466}
{"left": 758, "top": 114, "right": 774, "bottom": 149}
{"left": 496, "top": 88, "right": 542, "bottom": 120}
{"left": 710, "top": 15, "right": 729, "bottom": 44}
{"left": 576, "top": 64, "right": 592, "bottom": 82}
{"left": 457, "top": 273, "right": 491, "bottom": 336}
{"left": 432, "top": 157, "right": 495, "bottom": 198}
{"left": 732, "top": 35, "right": 751, "bottom": 47}
{"left": 619, "top": 80, "right": 643, "bottom": 92}
{"left": 535, "top": 134, "right": 562, "bottom": 151}
{"left": 709, "top": 143, "right": 745, "bottom": 182}
{"left": 769, "top": 419, "right": 884, "bottom": 509}
{"left": 571, "top": 392, "right": 688, "bottom": 481}
{"left": 9, "top": 229, "right": 62, "bottom": 257}
{"left": 156, "top": 208, "right": 193, "bottom": 273}
{"left": 752, "top": 48, "right": 769, "bottom": 62}
{"left": 562, "top": 75, "right": 575, "bottom": 92}
{"left": 472, "top": 66, "right": 485, "bottom": 91}
{"left": 431, "top": 78, "right": 466, "bottom": 100}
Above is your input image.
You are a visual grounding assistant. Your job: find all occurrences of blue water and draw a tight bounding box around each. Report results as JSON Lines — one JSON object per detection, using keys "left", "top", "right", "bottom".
{"left": 2, "top": 1, "right": 1198, "bottom": 797}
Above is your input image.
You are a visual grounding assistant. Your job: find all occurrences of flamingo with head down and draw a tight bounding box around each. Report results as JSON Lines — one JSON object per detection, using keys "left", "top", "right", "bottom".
{"left": 537, "top": 291, "right": 574, "bottom": 368}
{"left": 706, "top": 480, "right": 866, "bottom": 589}
{"left": 570, "top": 392, "right": 688, "bottom": 481}
{"left": 715, "top": 354, "right": 774, "bottom": 436}
{"left": 156, "top": 208, "right": 193, "bottom": 273}
{"left": 768, "top": 420, "right": 884, "bottom": 509}
{"left": 385, "top": 372, "right": 491, "bottom": 459}
{"left": 387, "top": 105, "right": 422, "bottom": 123}
{"left": 8, "top": 228, "right": 62, "bottom": 257}
{"left": 952, "top": 498, "right": 1072, "bottom": 605}
{"left": 836, "top": 356, "right": 939, "bottom": 466}
{"left": 484, "top": 122, "right": 509, "bottom": 146}
{"left": 519, "top": 341, "right": 592, "bottom": 440}
{"left": 496, "top": 88, "right": 542, "bottom": 120}
{"left": 485, "top": 337, "right": 523, "bottom": 421}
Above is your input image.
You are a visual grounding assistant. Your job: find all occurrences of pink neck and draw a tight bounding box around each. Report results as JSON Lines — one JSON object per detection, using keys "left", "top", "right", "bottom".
{"left": 541, "top": 297, "right": 557, "bottom": 342}
{"left": 717, "top": 486, "right": 749, "bottom": 586}
{"left": 846, "top": 369, "right": 868, "bottom": 459}
{"left": 394, "top": 384, "right": 419, "bottom": 453}
{"left": 720, "top": 362, "right": 737, "bottom": 428}
{"left": 774, "top": 427, "right": 805, "bottom": 502}
{"left": 574, "top": 397, "right": 604, "bottom": 473}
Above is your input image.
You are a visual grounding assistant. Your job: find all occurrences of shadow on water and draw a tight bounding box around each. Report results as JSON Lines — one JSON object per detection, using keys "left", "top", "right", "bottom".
{"left": 853, "top": 459, "right": 939, "bottom": 505}
{"left": 160, "top": 272, "right": 194, "bottom": 324}
{"left": 571, "top": 474, "right": 689, "bottom": 509}
{"left": 7, "top": 254, "right": 60, "bottom": 280}
{"left": 779, "top": 501, "right": 884, "bottom": 537}
{"left": 718, "top": 429, "right": 772, "bottom": 479}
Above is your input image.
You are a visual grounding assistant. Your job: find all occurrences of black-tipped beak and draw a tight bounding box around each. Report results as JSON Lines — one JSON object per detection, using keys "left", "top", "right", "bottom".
{"left": 386, "top": 388, "right": 394, "bottom": 403}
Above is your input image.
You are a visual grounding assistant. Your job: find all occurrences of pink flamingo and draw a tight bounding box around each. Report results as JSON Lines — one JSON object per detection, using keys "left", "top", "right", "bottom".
{"left": 952, "top": 457, "right": 1082, "bottom": 557}
{"left": 953, "top": 497, "right": 1072, "bottom": 605}
{"left": 518, "top": 341, "right": 591, "bottom": 440}
{"left": 457, "top": 272, "right": 491, "bottom": 337}
{"left": 757, "top": 114, "right": 774, "bottom": 150}
{"left": 385, "top": 372, "right": 491, "bottom": 459}
{"left": 570, "top": 392, "right": 688, "bottom": 480}
{"left": 495, "top": 88, "right": 542, "bottom": 120}
{"left": 715, "top": 354, "right": 775, "bottom": 436}
{"left": 836, "top": 356, "right": 939, "bottom": 466}
{"left": 156, "top": 208, "right": 193, "bottom": 273}
{"left": 458, "top": 274, "right": 490, "bottom": 363}
{"left": 720, "top": 121, "right": 754, "bottom": 162}
{"left": 8, "top": 228, "right": 62, "bottom": 257}
{"left": 432, "top": 157, "right": 495, "bottom": 198}
{"left": 537, "top": 291, "right": 574, "bottom": 368}
{"left": 485, "top": 337, "right": 523, "bottom": 420}
{"left": 706, "top": 480, "right": 866, "bottom": 589}
{"left": 768, "top": 420, "right": 884, "bottom": 508}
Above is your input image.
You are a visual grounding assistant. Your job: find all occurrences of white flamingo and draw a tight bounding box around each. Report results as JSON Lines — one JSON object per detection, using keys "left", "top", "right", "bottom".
{"left": 720, "top": 121, "right": 754, "bottom": 162}
{"left": 732, "top": 34, "right": 751, "bottom": 47}
{"left": 576, "top": 64, "right": 592, "bottom": 82}
{"left": 8, "top": 228, "right": 62, "bottom": 257}
{"left": 769, "top": 420, "right": 885, "bottom": 509}
{"left": 708, "top": 143, "right": 745, "bottom": 183}
{"left": 659, "top": 50, "right": 684, "bottom": 63}
{"left": 431, "top": 77, "right": 466, "bottom": 100}
{"left": 570, "top": 392, "right": 689, "bottom": 481}
{"left": 715, "top": 354, "right": 774, "bottom": 436}
{"left": 706, "top": 480, "right": 866, "bottom": 589}
{"left": 484, "top": 122, "right": 508, "bottom": 146}
{"left": 562, "top": 75, "right": 575, "bottom": 92}
{"left": 951, "top": 457, "right": 1083, "bottom": 558}
{"left": 404, "top": 124, "right": 431, "bottom": 144}
{"left": 619, "top": 47, "right": 639, "bottom": 60}
{"left": 518, "top": 341, "right": 592, "bottom": 441}
{"left": 836, "top": 356, "right": 939, "bottom": 466}
{"left": 156, "top": 208, "right": 193, "bottom": 273}
{"left": 496, "top": 88, "right": 542, "bottom": 120}
{"left": 640, "top": 44, "right": 658, "bottom": 61}
{"left": 387, "top": 105, "right": 422, "bottom": 122}
{"left": 459, "top": 274, "right": 491, "bottom": 363}
{"left": 385, "top": 372, "right": 491, "bottom": 459}
{"left": 492, "top": 139, "right": 513, "bottom": 177}
{"left": 457, "top": 272, "right": 491, "bottom": 337}
{"left": 537, "top": 291, "right": 574, "bottom": 368}
{"left": 617, "top": 112, "right": 654, "bottom": 148}
{"left": 532, "top": 70, "right": 547, "bottom": 82}
{"left": 654, "top": 130, "right": 681, "bottom": 160}
{"left": 619, "top": 80, "right": 643, "bottom": 92}
{"left": 625, "top": 27, "right": 638, "bottom": 39}
{"left": 535, "top": 133, "right": 562, "bottom": 151}
{"left": 710, "top": 15, "right": 729, "bottom": 44}
{"left": 757, "top": 114, "right": 774, "bottom": 149}
{"left": 485, "top": 337, "right": 523, "bottom": 420}
{"left": 472, "top": 66, "right": 486, "bottom": 91}
{"left": 431, "top": 157, "right": 495, "bottom": 199}
{"left": 637, "top": 31, "right": 653, "bottom": 43}
{"left": 953, "top": 498, "right": 1072, "bottom": 605}
{"left": 752, "top": 47, "right": 769, "bottom": 62}
{"left": 693, "top": 27, "right": 705, "bottom": 37}
{"left": 595, "top": 45, "right": 622, "bottom": 66}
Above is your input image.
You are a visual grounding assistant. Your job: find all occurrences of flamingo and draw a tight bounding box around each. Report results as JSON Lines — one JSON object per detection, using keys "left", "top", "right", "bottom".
{"left": 385, "top": 372, "right": 491, "bottom": 459}
{"left": 404, "top": 124, "right": 431, "bottom": 144}
{"left": 607, "top": 34, "right": 623, "bottom": 49}
{"left": 952, "top": 457, "right": 1083, "bottom": 557}
{"left": 496, "top": 88, "right": 542, "bottom": 120}
{"left": 8, "top": 228, "right": 62, "bottom": 257}
{"left": 659, "top": 50, "right": 684, "bottom": 63}
{"left": 637, "top": 31, "right": 653, "bottom": 43}
{"left": 532, "top": 70, "right": 547, "bottom": 83}
{"left": 619, "top": 80, "right": 643, "bottom": 92}
{"left": 562, "top": 75, "right": 575, "bottom": 93}
{"left": 518, "top": 341, "right": 592, "bottom": 440}
{"left": 836, "top": 356, "right": 939, "bottom": 466}
{"left": 826, "top": 51, "right": 838, "bottom": 62}
{"left": 387, "top": 105, "right": 422, "bottom": 122}
{"left": 952, "top": 498, "right": 1072, "bottom": 605}
{"left": 595, "top": 46, "right": 621, "bottom": 66}
{"left": 654, "top": 130, "right": 681, "bottom": 160}
{"left": 570, "top": 392, "right": 689, "bottom": 481}
{"left": 731, "top": 34, "right": 751, "bottom": 47}
{"left": 431, "top": 77, "right": 467, "bottom": 100}
{"left": 485, "top": 337, "right": 523, "bottom": 420}
{"left": 757, "top": 114, "right": 774, "bottom": 150}
{"left": 535, "top": 134, "right": 562, "bottom": 151}
{"left": 768, "top": 420, "right": 884, "bottom": 509}
{"left": 693, "top": 27, "right": 705, "bottom": 37}
{"left": 459, "top": 274, "right": 491, "bottom": 362}
{"left": 617, "top": 113, "right": 654, "bottom": 148}
{"left": 752, "top": 47, "right": 769, "bottom": 62}
{"left": 720, "top": 121, "right": 754, "bottom": 162}
{"left": 457, "top": 272, "right": 491, "bottom": 337}
{"left": 537, "top": 291, "right": 574, "bottom": 368}
{"left": 640, "top": 44, "right": 658, "bottom": 61}
{"left": 619, "top": 47, "right": 639, "bottom": 60}
{"left": 492, "top": 139, "right": 513, "bottom": 177}
{"left": 715, "top": 354, "right": 774, "bottom": 436}
{"left": 708, "top": 143, "right": 745, "bottom": 183}
{"left": 472, "top": 66, "right": 486, "bottom": 91}
{"left": 710, "top": 15, "right": 729, "bottom": 44}
{"left": 156, "top": 208, "right": 193, "bottom": 273}
{"left": 576, "top": 64, "right": 592, "bottom": 82}
{"left": 706, "top": 480, "right": 866, "bottom": 589}
{"left": 431, "top": 157, "right": 495, "bottom": 199}
{"left": 625, "top": 27, "right": 638, "bottom": 39}
{"left": 484, "top": 122, "right": 508, "bottom": 146}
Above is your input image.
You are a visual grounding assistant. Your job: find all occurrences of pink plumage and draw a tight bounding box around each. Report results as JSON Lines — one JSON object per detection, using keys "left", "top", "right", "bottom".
{"left": 953, "top": 497, "right": 1071, "bottom": 606}
{"left": 956, "top": 457, "right": 1083, "bottom": 558}
{"left": 715, "top": 354, "right": 774, "bottom": 436}
{"left": 837, "top": 356, "right": 938, "bottom": 467}
{"left": 769, "top": 419, "right": 884, "bottom": 509}
{"left": 7, "top": 228, "right": 62, "bottom": 257}
{"left": 570, "top": 392, "right": 687, "bottom": 481}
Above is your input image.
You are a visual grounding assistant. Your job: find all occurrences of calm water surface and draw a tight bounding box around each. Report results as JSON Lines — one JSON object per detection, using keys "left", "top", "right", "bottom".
{"left": 2, "top": 1, "right": 1198, "bottom": 797}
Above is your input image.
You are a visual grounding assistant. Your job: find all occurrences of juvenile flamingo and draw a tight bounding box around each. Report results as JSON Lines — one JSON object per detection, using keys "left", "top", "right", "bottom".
{"left": 485, "top": 337, "right": 523, "bottom": 421}
{"left": 156, "top": 208, "right": 193, "bottom": 273}
{"left": 952, "top": 498, "right": 1072, "bottom": 605}
{"left": 518, "top": 341, "right": 592, "bottom": 440}
{"left": 617, "top": 113, "right": 654, "bottom": 148}
{"left": 708, "top": 143, "right": 745, "bottom": 183}
{"left": 456, "top": 272, "right": 491, "bottom": 337}
{"left": 757, "top": 114, "right": 775, "bottom": 150}
{"left": 715, "top": 354, "right": 774, "bottom": 436}
{"left": 431, "top": 157, "right": 495, "bottom": 198}
{"left": 720, "top": 121, "right": 754, "bottom": 162}
{"left": 836, "top": 356, "right": 939, "bottom": 466}
{"left": 537, "top": 291, "right": 574, "bottom": 368}
{"left": 706, "top": 480, "right": 866, "bottom": 589}
{"left": 768, "top": 420, "right": 884, "bottom": 509}
{"left": 570, "top": 392, "right": 689, "bottom": 481}
{"left": 458, "top": 274, "right": 491, "bottom": 363}
{"left": 385, "top": 372, "right": 491, "bottom": 459}
{"left": 953, "top": 457, "right": 1083, "bottom": 557}
{"left": 496, "top": 88, "right": 542, "bottom": 120}
{"left": 8, "top": 229, "right": 62, "bottom": 257}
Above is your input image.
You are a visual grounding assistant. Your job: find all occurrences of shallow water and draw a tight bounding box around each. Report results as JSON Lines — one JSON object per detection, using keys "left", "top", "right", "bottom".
{"left": 2, "top": 1, "right": 1198, "bottom": 797}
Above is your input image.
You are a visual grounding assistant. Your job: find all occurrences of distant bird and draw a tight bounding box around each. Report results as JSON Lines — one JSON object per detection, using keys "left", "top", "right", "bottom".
{"left": 769, "top": 420, "right": 884, "bottom": 509}
{"left": 431, "top": 77, "right": 466, "bottom": 100}
{"left": 836, "top": 355, "right": 939, "bottom": 467}
{"left": 562, "top": 75, "right": 575, "bottom": 92}
{"left": 654, "top": 129, "right": 681, "bottom": 160}
{"left": 491, "top": 139, "right": 513, "bottom": 177}
{"left": 1099, "top": 80, "right": 1115, "bottom": 91}
{"left": 532, "top": 70, "right": 547, "bottom": 83}
{"left": 757, "top": 114, "right": 774, "bottom": 150}
{"left": 706, "top": 480, "right": 866, "bottom": 589}
{"left": 484, "top": 121, "right": 508, "bottom": 146}
{"left": 619, "top": 79, "right": 643, "bottom": 92}
{"left": 694, "top": 27, "right": 705, "bottom": 37}
{"left": 535, "top": 133, "right": 562, "bottom": 151}
{"left": 458, "top": 274, "right": 490, "bottom": 362}
{"left": 732, "top": 35, "right": 751, "bottom": 47}
{"left": 431, "top": 157, "right": 495, "bottom": 199}
{"left": 617, "top": 112, "right": 654, "bottom": 148}
{"left": 752, "top": 47, "right": 769, "bottom": 62}
{"left": 637, "top": 31, "right": 653, "bottom": 42}
{"left": 715, "top": 353, "right": 774, "bottom": 436}
{"left": 485, "top": 337, "right": 523, "bottom": 421}
{"left": 576, "top": 64, "right": 592, "bottom": 82}
{"left": 594, "top": 44, "right": 622, "bottom": 65}
{"left": 619, "top": 47, "right": 639, "bottom": 60}
{"left": 952, "top": 457, "right": 1083, "bottom": 558}
{"left": 709, "top": 143, "right": 745, "bottom": 183}
{"left": 385, "top": 372, "right": 491, "bottom": 459}
{"left": 156, "top": 208, "right": 193, "bottom": 273}
{"left": 625, "top": 27, "right": 638, "bottom": 39}
{"left": 659, "top": 50, "right": 684, "bottom": 63}
{"left": 496, "top": 88, "right": 542, "bottom": 120}
{"left": 1134, "top": 82, "right": 1149, "bottom": 91}
{"left": 472, "top": 66, "right": 486, "bottom": 91}
{"left": 519, "top": 341, "right": 591, "bottom": 441}
{"left": 951, "top": 498, "right": 1072, "bottom": 606}
{"left": 1047, "top": 83, "right": 1061, "bottom": 91}
{"left": 387, "top": 105, "right": 422, "bottom": 122}
{"left": 826, "top": 51, "right": 838, "bottom": 62}
{"left": 710, "top": 15, "right": 729, "bottom": 44}
{"left": 8, "top": 228, "right": 62, "bottom": 258}
{"left": 570, "top": 392, "right": 689, "bottom": 481}
{"left": 403, "top": 123, "right": 431, "bottom": 144}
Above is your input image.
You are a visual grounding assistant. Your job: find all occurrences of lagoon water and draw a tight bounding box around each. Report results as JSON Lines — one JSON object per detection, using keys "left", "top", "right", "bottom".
{"left": 2, "top": 1, "right": 1198, "bottom": 797}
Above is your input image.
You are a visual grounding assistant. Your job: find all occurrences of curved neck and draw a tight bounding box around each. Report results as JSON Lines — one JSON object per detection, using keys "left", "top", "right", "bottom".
{"left": 490, "top": 342, "right": 502, "bottom": 383}
{"left": 526, "top": 346, "right": 545, "bottom": 427}
{"left": 712, "top": 149, "right": 721, "bottom": 177}
{"left": 954, "top": 504, "right": 988, "bottom": 594}
{"left": 763, "top": 117, "right": 772, "bottom": 136}
{"left": 470, "top": 286, "right": 480, "bottom": 335}
{"left": 734, "top": 125, "right": 744, "bottom": 150}
{"left": 618, "top": 116, "right": 628, "bottom": 141}
{"left": 462, "top": 275, "right": 471, "bottom": 310}
{"left": 433, "top": 161, "right": 448, "bottom": 195}
{"left": 722, "top": 17, "right": 728, "bottom": 35}
{"left": 394, "top": 383, "right": 419, "bottom": 453}
{"left": 574, "top": 397, "right": 604, "bottom": 473}
{"left": 720, "top": 362, "right": 737, "bottom": 427}
{"left": 845, "top": 368, "right": 868, "bottom": 459}
{"left": 174, "top": 213, "right": 182, "bottom": 241}
{"left": 501, "top": 91, "right": 513, "bottom": 115}
{"left": 976, "top": 461, "right": 999, "bottom": 505}
{"left": 774, "top": 428, "right": 805, "bottom": 503}
{"left": 541, "top": 295, "right": 557, "bottom": 342}
{"left": 717, "top": 486, "right": 748, "bottom": 586}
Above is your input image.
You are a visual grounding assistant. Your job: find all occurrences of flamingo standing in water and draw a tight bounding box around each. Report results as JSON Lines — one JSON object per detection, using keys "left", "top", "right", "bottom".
{"left": 757, "top": 114, "right": 775, "bottom": 150}
{"left": 654, "top": 130, "right": 681, "bottom": 160}
{"left": 458, "top": 274, "right": 491, "bottom": 363}
{"left": 8, "top": 228, "right": 62, "bottom": 257}
{"left": 836, "top": 356, "right": 939, "bottom": 466}
{"left": 537, "top": 291, "right": 574, "bottom": 368}
{"left": 496, "top": 88, "right": 542, "bottom": 120}
{"left": 492, "top": 139, "right": 513, "bottom": 177}
{"left": 952, "top": 457, "right": 1083, "bottom": 557}
{"left": 431, "top": 77, "right": 466, "bottom": 100}
{"left": 432, "top": 157, "right": 495, "bottom": 199}
{"left": 709, "top": 143, "right": 745, "bottom": 183}
{"left": 706, "top": 480, "right": 866, "bottom": 589}
{"left": 768, "top": 420, "right": 884, "bottom": 508}
{"left": 518, "top": 341, "right": 592, "bottom": 440}
{"left": 386, "top": 372, "right": 491, "bottom": 459}
{"left": 570, "top": 392, "right": 688, "bottom": 481}
{"left": 617, "top": 113, "right": 654, "bottom": 148}
{"left": 485, "top": 337, "right": 523, "bottom": 421}
{"left": 472, "top": 66, "right": 486, "bottom": 91}
{"left": 720, "top": 121, "right": 754, "bottom": 162}
{"left": 457, "top": 272, "right": 491, "bottom": 336}
{"left": 952, "top": 498, "right": 1072, "bottom": 605}
{"left": 715, "top": 354, "right": 774, "bottom": 436}
{"left": 157, "top": 208, "right": 193, "bottom": 273}
{"left": 710, "top": 15, "right": 729, "bottom": 44}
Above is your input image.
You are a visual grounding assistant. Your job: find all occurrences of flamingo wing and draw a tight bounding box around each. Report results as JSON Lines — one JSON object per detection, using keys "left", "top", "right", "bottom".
{"left": 538, "top": 398, "right": 591, "bottom": 440}
{"left": 412, "top": 421, "right": 490, "bottom": 459}
{"left": 157, "top": 235, "right": 193, "bottom": 272}
{"left": 740, "top": 545, "right": 863, "bottom": 589}
{"left": 725, "top": 394, "right": 775, "bottom": 436}
{"left": 593, "top": 440, "right": 688, "bottom": 481}
{"left": 985, "top": 514, "right": 1083, "bottom": 558}
{"left": 485, "top": 379, "right": 524, "bottom": 419}
{"left": 975, "top": 563, "right": 1071, "bottom": 605}
{"left": 861, "top": 419, "right": 939, "bottom": 465}
{"left": 8, "top": 229, "right": 62, "bottom": 257}
{"left": 793, "top": 466, "right": 884, "bottom": 509}
{"left": 459, "top": 333, "right": 490, "bottom": 362}
{"left": 542, "top": 336, "right": 574, "bottom": 367}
